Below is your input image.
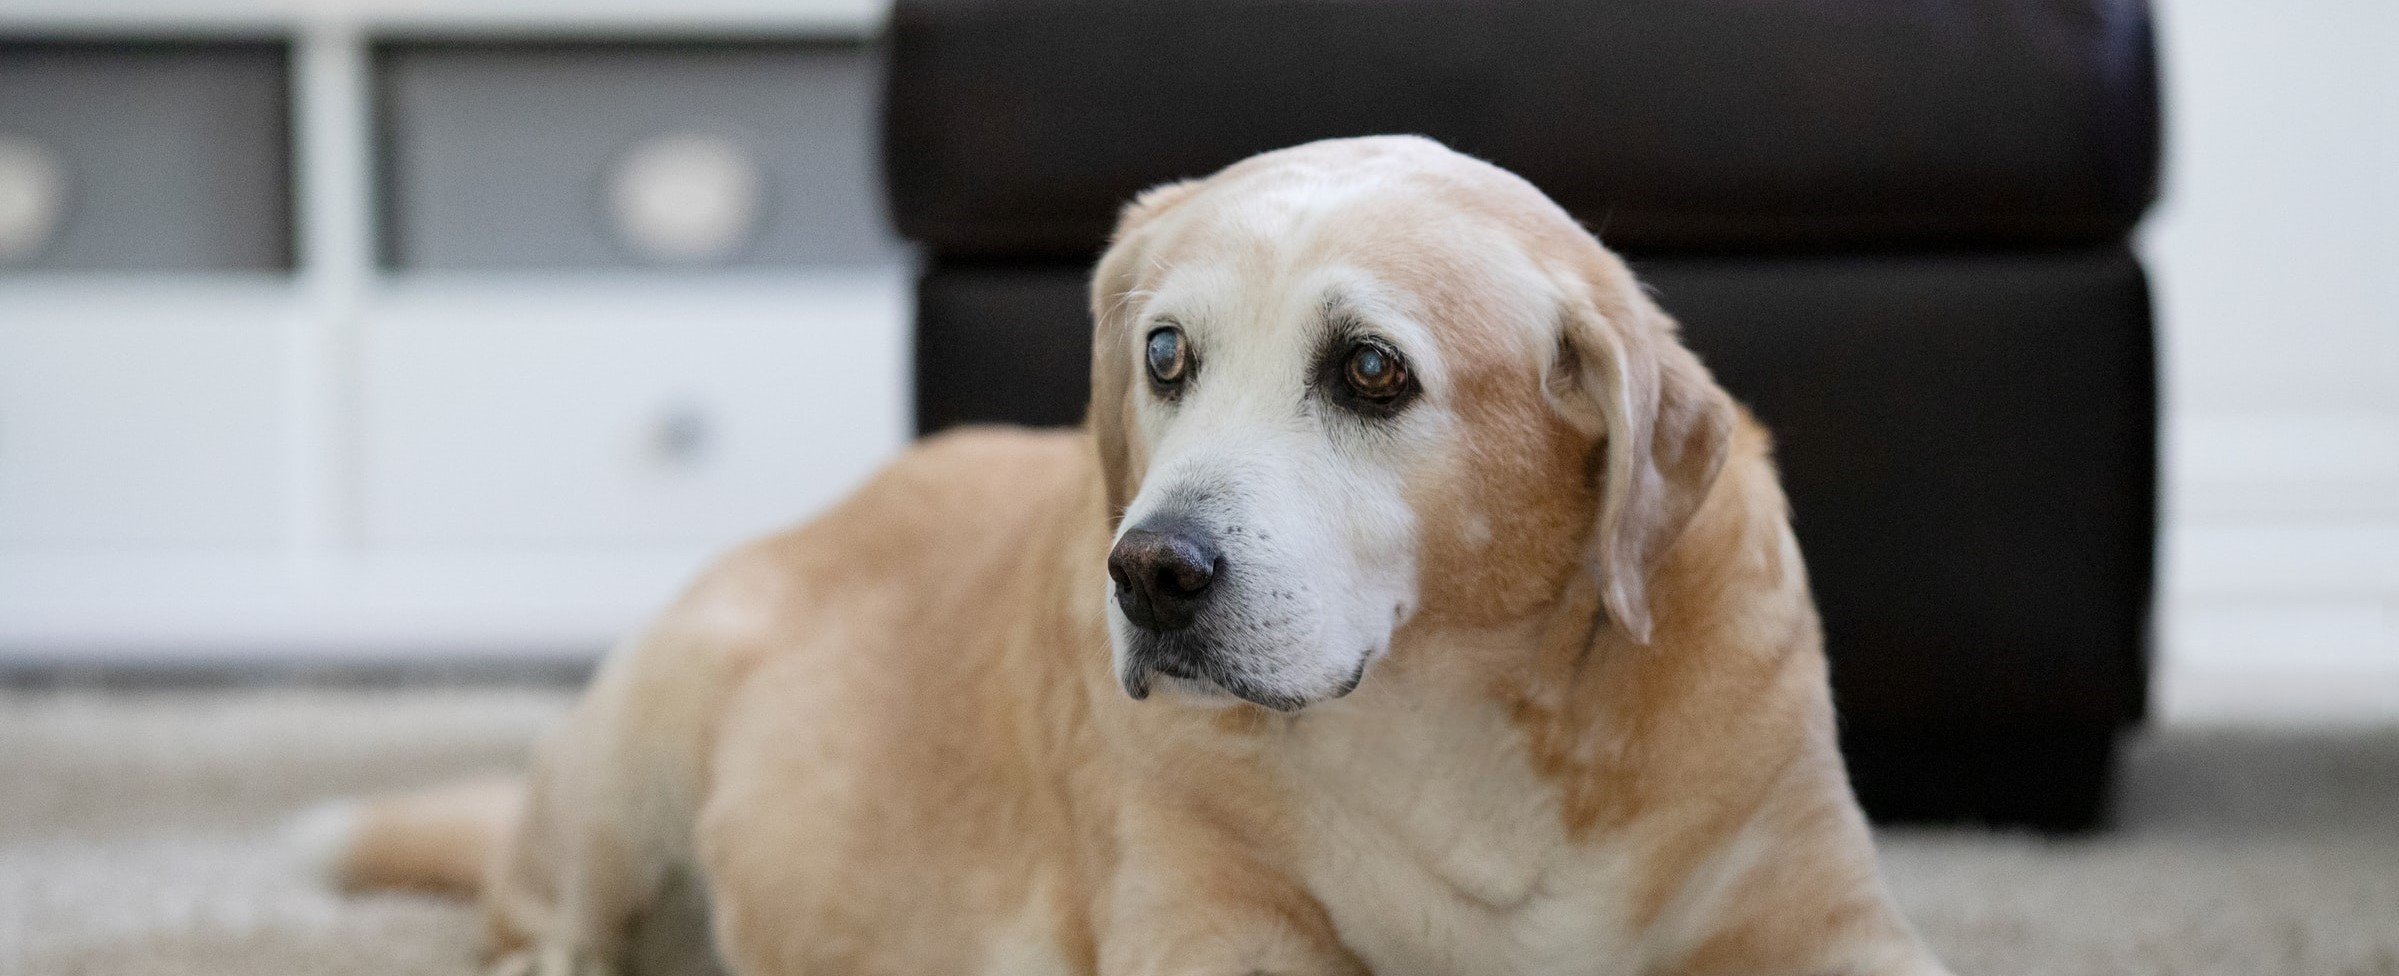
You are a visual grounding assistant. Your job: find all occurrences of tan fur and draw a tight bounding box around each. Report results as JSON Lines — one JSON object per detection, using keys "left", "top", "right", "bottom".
{"left": 331, "top": 776, "right": 522, "bottom": 897}
{"left": 334, "top": 136, "right": 1947, "bottom": 976}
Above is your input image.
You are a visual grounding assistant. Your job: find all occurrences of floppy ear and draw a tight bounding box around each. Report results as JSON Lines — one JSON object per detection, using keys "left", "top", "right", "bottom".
{"left": 1548, "top": 265, "right": 1735, "bottom": 644}
{"left": 1087, "top": 179, "right": 1201, "bottom": 521}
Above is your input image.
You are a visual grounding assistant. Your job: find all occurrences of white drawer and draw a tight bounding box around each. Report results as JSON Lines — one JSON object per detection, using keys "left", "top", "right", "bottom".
{"left": 0, "top": 43, "right": 293, "bottom": 272}
{"left": 359, "top": 271, "right": 908, "bottom": 546}
{"left": 0, "top": 282, "right": 290, "bottom": 545}
{"left": 376, "top": 41, "right": 895, "bottom": 272}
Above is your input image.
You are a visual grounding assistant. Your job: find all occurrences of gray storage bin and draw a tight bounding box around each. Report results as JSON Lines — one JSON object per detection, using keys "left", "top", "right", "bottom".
{"left": 0, "top": 41, "right": 293, "bottom": 272}
{"left": 376, "top": 41, "right": 901, "bottom": 270}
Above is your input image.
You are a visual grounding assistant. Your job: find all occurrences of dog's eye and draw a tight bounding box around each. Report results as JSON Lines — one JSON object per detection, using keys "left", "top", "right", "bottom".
{"left": 1317, "top": 336, "right": 1418, "bottom": 419}
{"left": 1342, "top": 341, "right": 1408, "bottom": 400}
{"left": 1145, "top": 326, "right": 1190, "bottom": 388}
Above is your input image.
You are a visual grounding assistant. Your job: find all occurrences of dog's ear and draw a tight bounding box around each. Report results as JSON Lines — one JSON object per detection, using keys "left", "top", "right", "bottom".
{"left": 1546, "top": 258, "right": 1735, "bottom": 644}
{"left": 1087, "top": 179, "right": 1200, "bottom": 520}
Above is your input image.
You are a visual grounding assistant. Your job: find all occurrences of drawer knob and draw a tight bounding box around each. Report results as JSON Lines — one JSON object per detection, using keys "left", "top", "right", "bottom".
{"left": 652, "top": 403, "right": 714, "bottom": 467}
{"left": 605, "top": 131, "right": 764, "bottom": 265}
{"left": 0, "top": 135, "right": 70, "bottom": 264}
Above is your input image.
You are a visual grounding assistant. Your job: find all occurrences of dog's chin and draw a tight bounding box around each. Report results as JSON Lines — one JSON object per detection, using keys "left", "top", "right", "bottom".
{"left": 1124, "top": 668, "right": 1315, "bottom": 713}
{"left": 1126, "top": 671, "right": 1250, "bottom": 709}
{"left": 1116, "top": 645, "right": 1372, "bottom": 714}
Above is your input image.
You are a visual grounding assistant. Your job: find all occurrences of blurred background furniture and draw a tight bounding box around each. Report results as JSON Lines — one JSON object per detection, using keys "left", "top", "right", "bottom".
{"left": 1, "top": 0, "right": 2389, "bottom": 805}
{"left": 0, "top": 8, "right": 910, "bottom": 659}
{"left": 886, "top": 0, "right": 2162, "bottom": 829}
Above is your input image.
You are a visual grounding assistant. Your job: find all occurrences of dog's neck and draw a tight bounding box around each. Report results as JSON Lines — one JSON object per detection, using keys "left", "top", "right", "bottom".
{"left": 1296, "top": 426, "right": 1820, "bottom": 829}
{"left": 1520, "top": 430, "right": 1825, "bottom": 834}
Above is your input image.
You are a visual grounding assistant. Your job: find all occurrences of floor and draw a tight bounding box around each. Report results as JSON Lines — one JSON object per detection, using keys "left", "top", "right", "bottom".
{"left": 2, "top": 686, "right": 2395, "bottom": 976}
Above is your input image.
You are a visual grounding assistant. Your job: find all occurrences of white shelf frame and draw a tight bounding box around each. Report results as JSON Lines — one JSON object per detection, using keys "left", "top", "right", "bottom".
{"left": 0, "top": 6, "right": 905, "bottom": 662}
{"left": 0, "top": 0, "right": 888, "bottom": 38}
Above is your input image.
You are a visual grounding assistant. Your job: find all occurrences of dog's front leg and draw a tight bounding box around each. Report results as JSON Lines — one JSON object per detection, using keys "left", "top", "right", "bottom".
{"left": 1096, "top": 798, "right": 1365, "bottom": 976}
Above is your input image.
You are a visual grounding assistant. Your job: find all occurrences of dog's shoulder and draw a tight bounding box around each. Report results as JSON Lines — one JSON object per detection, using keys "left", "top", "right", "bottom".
{"left": 647, "top": 426, "right": 1093, "bottom": 646}
{"left": 861, "top": 425, "right": 1093, "bottom": 532}
{"left": 761, "top": 424, "right": 1089, "bottom": 561}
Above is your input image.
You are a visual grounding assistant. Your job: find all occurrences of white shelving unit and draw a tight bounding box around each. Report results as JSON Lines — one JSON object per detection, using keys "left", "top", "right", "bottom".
{"left": 0, "top": 0, "right": 909, "bottom": 662}
{"left": 0, "top": 0, "right": 887, "bottom": 36}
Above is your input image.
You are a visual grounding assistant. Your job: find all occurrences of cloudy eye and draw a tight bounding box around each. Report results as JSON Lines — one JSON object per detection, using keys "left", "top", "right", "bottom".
{"left": 1344, "top": 342, "right": 1405, "bottom": 398}
{"left": 1145, "top": 326, "right": 1190, "bottom": 390}
{"left": 1318, "top": 336, "right": 1419, "bottom": 419}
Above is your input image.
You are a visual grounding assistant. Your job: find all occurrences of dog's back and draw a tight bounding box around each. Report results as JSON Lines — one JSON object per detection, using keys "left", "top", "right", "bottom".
{"left": 313, "top": 426, "right": 1110, "bottom": 974}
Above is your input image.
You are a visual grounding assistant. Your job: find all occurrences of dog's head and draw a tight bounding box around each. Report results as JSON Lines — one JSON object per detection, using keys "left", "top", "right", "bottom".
{"left": 1090, "top": 136, "right": 1733, "bottom": 712}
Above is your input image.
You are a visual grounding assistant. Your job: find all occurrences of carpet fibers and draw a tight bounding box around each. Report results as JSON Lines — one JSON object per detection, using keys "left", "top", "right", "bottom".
{"left": 3, "top": 687, "right": 2394, "bottom": 975}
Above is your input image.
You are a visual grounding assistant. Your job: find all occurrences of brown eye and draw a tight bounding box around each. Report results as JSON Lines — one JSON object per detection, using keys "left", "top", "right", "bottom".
{"left": 1314, "top": 334, "right": 1418, "bottom": 419}
{"left": 1145, "top": 327, "right": 1189, "bottom": 387}
{"left": 1343, "top": 341, "right": 1406, "bottom": 398}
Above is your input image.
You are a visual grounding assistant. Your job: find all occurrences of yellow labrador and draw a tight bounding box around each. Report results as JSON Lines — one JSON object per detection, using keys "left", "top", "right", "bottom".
{"left": 318, "top": 136, "right": 1950, "bottom": 976}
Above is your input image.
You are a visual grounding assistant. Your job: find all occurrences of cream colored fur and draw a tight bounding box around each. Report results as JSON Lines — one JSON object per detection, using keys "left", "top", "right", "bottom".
{"left": 328, "top": 136, "right": 1950, "bottom": 976}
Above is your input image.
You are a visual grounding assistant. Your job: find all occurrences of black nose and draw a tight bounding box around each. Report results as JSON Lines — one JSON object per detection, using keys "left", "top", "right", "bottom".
{"left": 1108, "top": 524, "right": 1222, "bottom": 632}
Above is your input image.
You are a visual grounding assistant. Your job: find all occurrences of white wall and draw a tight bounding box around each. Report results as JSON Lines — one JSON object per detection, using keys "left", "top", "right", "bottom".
{"left": 2144, "top": 0, "right": 2399, "bottom": 723}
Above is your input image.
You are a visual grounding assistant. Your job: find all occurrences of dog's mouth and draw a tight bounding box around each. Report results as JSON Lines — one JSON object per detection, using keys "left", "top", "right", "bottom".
{"left": 1118, "top": 645, "right": 1370, "bottom": 713}
{"left": 1122, "top": 658, "right": 1306, "bottom": 713}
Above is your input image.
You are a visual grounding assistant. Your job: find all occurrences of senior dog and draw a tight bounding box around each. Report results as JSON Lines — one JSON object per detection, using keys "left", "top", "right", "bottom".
{"left": 316, "top": 136, "right": 1950, "bottom": 976}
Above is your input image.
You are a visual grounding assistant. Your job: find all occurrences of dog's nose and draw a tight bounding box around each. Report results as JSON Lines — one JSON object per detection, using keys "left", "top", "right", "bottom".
{"left": 1108, "top": 524, "right": 1221, "bottom": 632}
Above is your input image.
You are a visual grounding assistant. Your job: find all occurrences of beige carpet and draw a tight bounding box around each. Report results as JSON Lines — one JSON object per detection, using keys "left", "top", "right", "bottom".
{"left": 3, "top": 687, "right": 2395, "bottom": 976}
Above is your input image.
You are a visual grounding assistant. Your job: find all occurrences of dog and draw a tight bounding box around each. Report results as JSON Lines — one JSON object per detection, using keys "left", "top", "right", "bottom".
{"left": 313, "top": 135, "right": 1951, "bottom": 976}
